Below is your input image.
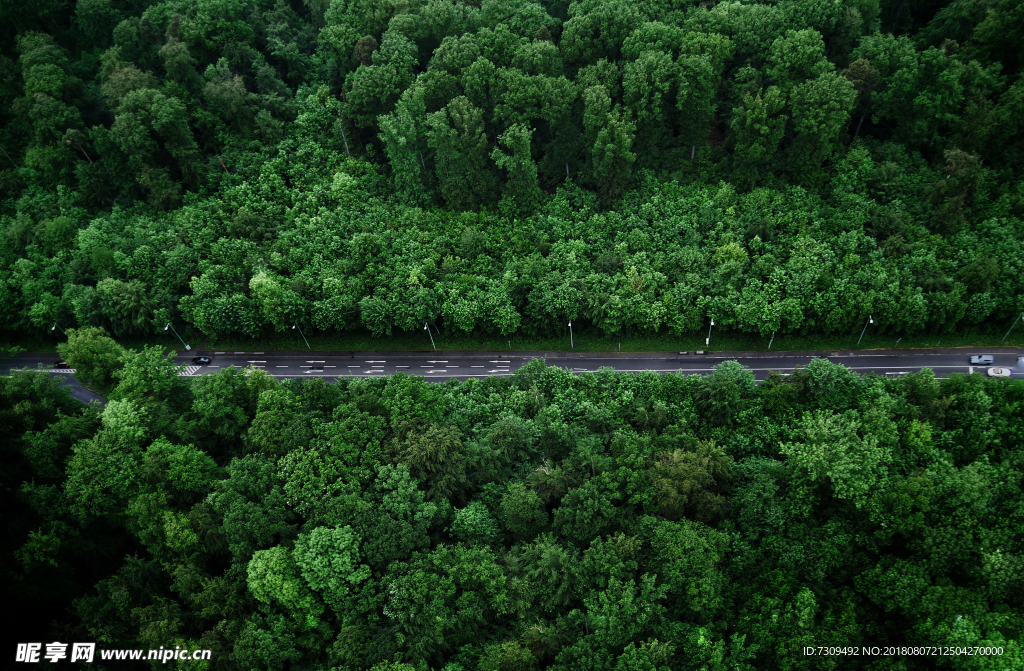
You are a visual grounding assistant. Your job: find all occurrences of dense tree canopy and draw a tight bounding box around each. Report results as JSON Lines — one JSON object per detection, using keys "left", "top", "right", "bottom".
{"left": 1, "top": 0, "right": 1023, "bottom": 344}
{"left": 3, "top": 356, "right": 1024, "bottom": 669}
{"left": 3, "top": 1, "right": 1024, "bottom": 663}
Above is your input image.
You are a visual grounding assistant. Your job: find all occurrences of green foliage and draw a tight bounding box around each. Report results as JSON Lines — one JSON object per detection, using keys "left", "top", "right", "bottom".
{"left": 247, "top": 545, "right": 324, "bottom": 629}
{"left": 5, "top": 0, "right": 1024, "bottom": 664}
{"left": 1, "top": 0, "right": 1022, "bottom": 345}
{"left": 491, "top": 123, "right": 544, "bottom": 217}
{"left": 500, "top": 481, "right": 547, "bottom": 542}
{"left": 6, "top": 360, "right": 1024, "bottom": 669}
{"left": 57, "top": 326, "right": 126, "bottom": 395}
{"left": 293, "top": 525, "right": 371, "bottom": 611}
{"left": 781, "top": 407, "right": 894, "bottom": 508}
{"left": 730, "top": 87, "right": 787, "bottom": 188}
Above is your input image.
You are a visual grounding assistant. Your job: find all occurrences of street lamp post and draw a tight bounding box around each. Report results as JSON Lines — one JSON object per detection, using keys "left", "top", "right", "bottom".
{"left": 164, "top": 323, "right": 190, "bottom": 350}
{"left": 857, "top": 314, "right": 874, "bottom": 346}
{"left": 706, "top": 318, "right": 714, "bottom": 347}
{"left": 895, "top": 338, "right": 902, "bottom": 348}
{"left": 50, "top": 323, "right": 65, "bottom": 335}
{"left": 424, "top": 322, "right": 435, "bottom": 350}
{"left": 768, "top": 331, "right": 775, "bottom": 350}
{"left": 568, "top": 320, "right": 574, "bottom": 349}
{"left": 292, "top": 323, "right": 310, "bottom": 350}
{"left": 1002, "top": 312, "right": 1024, "bottom": 342}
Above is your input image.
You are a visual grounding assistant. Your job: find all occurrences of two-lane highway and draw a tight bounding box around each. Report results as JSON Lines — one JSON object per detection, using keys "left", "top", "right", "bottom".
{"left": 161, "top": 347, "right": 1023, "bottom": 382}
{"left": 8, "top": 349, "right": 1023, "bottom": 400}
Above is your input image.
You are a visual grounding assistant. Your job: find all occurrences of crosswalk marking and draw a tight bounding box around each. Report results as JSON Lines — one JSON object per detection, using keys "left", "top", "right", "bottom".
{"left": 179, "top": 365, "right": 203, "bottom": 376}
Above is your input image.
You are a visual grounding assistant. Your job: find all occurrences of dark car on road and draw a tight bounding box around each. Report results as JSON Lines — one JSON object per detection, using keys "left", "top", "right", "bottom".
{"left": 191, "top": 356, "right": 212, "bottom": 365}
{"left": 52, "top": 361, "right": 71, "bottom": 368}
{"left": 970, "top": 355, "right": 994, "bottom": 365}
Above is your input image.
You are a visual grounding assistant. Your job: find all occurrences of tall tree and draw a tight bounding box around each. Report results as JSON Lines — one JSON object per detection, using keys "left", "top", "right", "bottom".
{"left": 491, "top": 123, "right": 544, "bottom": 216}
{"left": 729, "top": 87, "right": 787, "bottom": 188}
{"left": 427, "top": 96, "right": 496, "bottom": 209}
{"left": 788, "top": 71, "right": 856, "bottom": 172}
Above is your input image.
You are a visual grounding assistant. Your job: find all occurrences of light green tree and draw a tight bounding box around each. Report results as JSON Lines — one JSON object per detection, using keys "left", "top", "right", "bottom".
{"left": 57, "top": 326, "right": 125, "bottom": 395}
{"left": 247, "top": 545, "right": 325, "bottom": 629}
{"left": 781, "top": 408, "right": 894, "bottom": 508}
{"left": 292, "top": 525, "right": 371, "bottom": 611}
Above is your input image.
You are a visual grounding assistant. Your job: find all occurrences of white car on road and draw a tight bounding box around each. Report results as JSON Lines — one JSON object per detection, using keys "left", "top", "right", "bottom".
{"left": 987, "top": 368, "right": 1011, "bottom": 377}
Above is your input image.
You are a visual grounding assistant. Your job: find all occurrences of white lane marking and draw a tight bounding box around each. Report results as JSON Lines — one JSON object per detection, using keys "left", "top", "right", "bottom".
{"left": 209, "top": 365, "right": 220, "bottom": 368}
{"left": 447, "top": 366, "right": 459, "bottom": 368}
{"left": 372, "top": 365, "right": 384, "bottom": 367}
{"left": 254, "top": 351, "right": 264, "bottom": 354}
{"left": 969, "top": 366, "right": 973, "bottom": 373}
{"left": 421, "top": 365, "right": 433, "bottom": 368}
{"left": 489, "top": 360, "right": 511, "bottom": 363}
{"left": 307, "top": 360, "right": 325, "bottom": 363}
{"left": 325, "top": 366, "right": 336, "bottom": 368}
{"left": 471, "top": 365, "right": 484, "bottom": 368}
{"left": 300, "top": 365, "right": 312, "bottom": 368}
{"left": 366, "top": 360, "right": 386, "bottom": 363}
{"left": 428, "top": 360, "right": 448, "bottom": 363}
{"left": 247, "top": 360, "right": 266, "bottom": 363}
{"left": 215, "top": 351, "right": 225, "bottom": 354}
{"left": 396, "top": 365, "right": 409, "bottom": 368}
{"left": 276, "top": 366, "right": 289, "bottom": 368}
{"left": 348, "top": 365, "right": 360, "bottom": 368}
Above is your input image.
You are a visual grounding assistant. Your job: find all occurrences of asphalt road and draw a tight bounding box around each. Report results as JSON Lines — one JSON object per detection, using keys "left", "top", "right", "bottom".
{"left": 9, "top": 348, "right": 1023, "bottom": 397}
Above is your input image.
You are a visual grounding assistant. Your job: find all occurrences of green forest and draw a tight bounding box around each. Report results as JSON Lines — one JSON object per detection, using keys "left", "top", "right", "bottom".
{"left": 3, "top": 345, "right": 1024, "bottom": 669}
{"left": 1, "top": 0, "right": 1024, "bottom": 343}
{"left": 3, "top": 0, "right": 1024, "bottom": 668}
